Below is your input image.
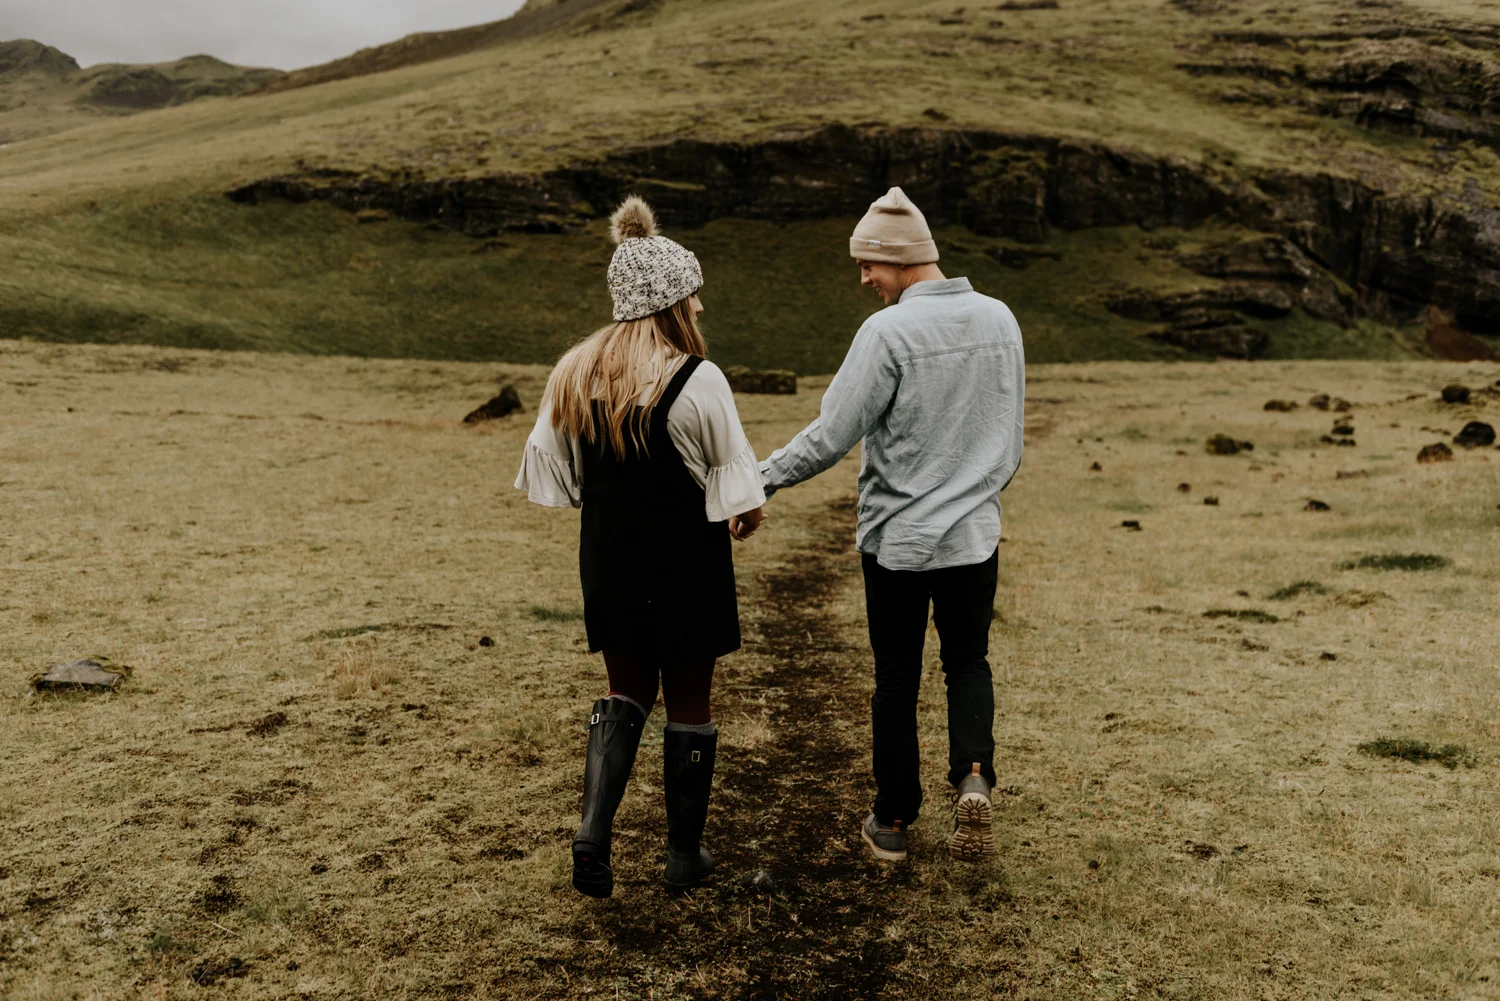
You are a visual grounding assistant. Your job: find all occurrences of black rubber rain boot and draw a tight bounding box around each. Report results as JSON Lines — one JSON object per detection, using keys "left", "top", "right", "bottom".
{"left": 572, "top": 697, "right": 646, "bottom": 898}
{"left": 662, "top": 723, "right": 718, "bottom": 892}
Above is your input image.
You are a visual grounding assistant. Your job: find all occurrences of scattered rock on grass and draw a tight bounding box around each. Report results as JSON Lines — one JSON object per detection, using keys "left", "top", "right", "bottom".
{"left": 740, "top": 869, "right": 794, "bottom": 895}
{"left": 1336, "top": 469, "right": 1368, "bottom": 479}
{"left": 1320, "top": 652, "right": 1338, "bottom": 662}
{"left": 1330, "top": 421, "right": 1354, "bottom": 436}
{"left": 30, "top": 658, "right": 129, "bottom": 694}
{"left": 1121, "top": 520, "right": 1142, "bottom": 531}
{"left": 1417, "top": 442, "right": 1454, "bottom": 463}
{"left": 1263, "top": 399, "right": 1298, "bottom": 412}
{"left": 1206, "top": 433, "right": 1253, "bottom": 455}
{"left": 1309, "top": 394, "right": 1331, "bottom": 410}
{"left": 1304, "top": 499, "right": 1331, "bottom": 512}
{"left": 723, "top": 366, "right": 797, "bottom": 395}
{"left": 1453, "top": 421, "right": 1496, "bottom": 449}
{"left": 1441, "top": 384, "right": 1471, "bottom": 404}
{"left": 1177, "top": 482, "right": 1191, "bottom": 492}
{"left": 1089, "top": 462, "right": 1103, "bottom": 472}
{"left": 1203, "top": 496, "right": 1220, "bottom": 505}
{"left": 463, "top": 385, "right": 524, "bottom": 423}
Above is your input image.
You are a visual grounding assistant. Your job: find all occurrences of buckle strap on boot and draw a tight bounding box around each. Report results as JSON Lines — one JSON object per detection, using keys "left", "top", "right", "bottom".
{"left": 663, "top": 723, "right": 717, "bottom": 857}
{"left": 572, "top": 697, "right": 647, "bottom": 898}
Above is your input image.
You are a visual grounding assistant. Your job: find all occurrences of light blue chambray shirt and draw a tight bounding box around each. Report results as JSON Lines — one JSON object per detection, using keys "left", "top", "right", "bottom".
{"left": 759, "top": 277, "right": 1025, "bottom": 572}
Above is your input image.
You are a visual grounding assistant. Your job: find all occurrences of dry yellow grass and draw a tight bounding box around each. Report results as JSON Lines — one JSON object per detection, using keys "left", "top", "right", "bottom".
{"left": 2, "top": 340, "right": 1499, "bottom": 998}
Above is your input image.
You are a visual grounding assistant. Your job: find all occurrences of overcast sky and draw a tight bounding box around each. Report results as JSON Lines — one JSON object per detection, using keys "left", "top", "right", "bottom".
{"left": 5, "top": 0, "right": 529, "bottom": 71}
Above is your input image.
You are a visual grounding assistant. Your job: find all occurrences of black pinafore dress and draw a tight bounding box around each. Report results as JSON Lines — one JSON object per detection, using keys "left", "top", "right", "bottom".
{"left": 578, "top": 356, "right": 741, "bottom": 661}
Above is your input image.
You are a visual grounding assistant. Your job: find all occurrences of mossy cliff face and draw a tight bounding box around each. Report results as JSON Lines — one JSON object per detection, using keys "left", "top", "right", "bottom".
{"left": 229, "top": 125, "right": 1500, "bottom": 338}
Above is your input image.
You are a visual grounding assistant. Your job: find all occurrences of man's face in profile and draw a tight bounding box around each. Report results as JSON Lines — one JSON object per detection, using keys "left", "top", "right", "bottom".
{"left": 859, "top": 261, "right": 906, "bottom": 306}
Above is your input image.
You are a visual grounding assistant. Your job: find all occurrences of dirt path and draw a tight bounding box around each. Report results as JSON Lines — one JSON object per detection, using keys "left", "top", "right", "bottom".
{"left": 560, "top": 499, "right": 943, "bottom": 1000}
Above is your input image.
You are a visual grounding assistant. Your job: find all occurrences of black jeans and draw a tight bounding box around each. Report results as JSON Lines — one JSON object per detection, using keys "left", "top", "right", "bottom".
{"left": 862, "top": 548, "right": 999, "bottom": 827}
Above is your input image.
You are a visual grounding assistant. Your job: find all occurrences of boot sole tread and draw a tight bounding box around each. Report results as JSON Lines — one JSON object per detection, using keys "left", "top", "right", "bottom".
{"left": 947, "top": 793, "right": 995, "bottom": 861}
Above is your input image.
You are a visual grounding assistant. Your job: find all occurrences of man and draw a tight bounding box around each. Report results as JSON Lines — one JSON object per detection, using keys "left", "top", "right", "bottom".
{"left": 751, "top": 186, "right": 1025, "bottom": 862}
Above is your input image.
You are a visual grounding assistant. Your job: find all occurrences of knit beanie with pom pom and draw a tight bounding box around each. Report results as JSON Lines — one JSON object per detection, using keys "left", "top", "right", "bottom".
{"left": 606, "top": 196, "right": 704, "bottom": 321}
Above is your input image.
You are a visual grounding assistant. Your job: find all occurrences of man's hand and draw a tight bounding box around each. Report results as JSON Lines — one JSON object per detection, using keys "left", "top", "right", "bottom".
{"left": 729, "top": 506, "right": 768, "bottom": 542}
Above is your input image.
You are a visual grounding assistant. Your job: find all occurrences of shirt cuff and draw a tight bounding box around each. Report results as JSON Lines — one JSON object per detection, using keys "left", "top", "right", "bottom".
{"left": 757, "top": 459, "right": 780, "bottom": 500}
{"left": 706, "top": 443, "right": 768, "bottom": 523}
{"left": 515, "top": 441, "right": 581, "bottom": 509}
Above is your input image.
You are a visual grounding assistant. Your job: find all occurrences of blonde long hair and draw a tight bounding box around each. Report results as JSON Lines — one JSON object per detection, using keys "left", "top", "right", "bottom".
{"left": 544, "top": 296, "right": 708, "bottom": 459}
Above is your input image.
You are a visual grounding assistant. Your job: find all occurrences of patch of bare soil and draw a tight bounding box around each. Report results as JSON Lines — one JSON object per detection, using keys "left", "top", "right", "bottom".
{"left": 559, "top": 499, "right": 941, "bottom": 999}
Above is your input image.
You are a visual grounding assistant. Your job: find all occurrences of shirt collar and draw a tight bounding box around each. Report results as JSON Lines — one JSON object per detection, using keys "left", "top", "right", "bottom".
{"left": 899, "top": 277, "right": 973, "bottom": 303}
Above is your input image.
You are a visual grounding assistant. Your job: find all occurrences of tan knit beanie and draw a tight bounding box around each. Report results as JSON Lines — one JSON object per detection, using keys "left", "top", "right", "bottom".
{"left": 849, "top": 187, "right": 939, "bottom": 265}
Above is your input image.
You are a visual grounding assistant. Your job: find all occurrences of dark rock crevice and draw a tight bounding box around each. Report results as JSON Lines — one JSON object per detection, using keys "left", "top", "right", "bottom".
{"left": 227, "top": 124, "right": 1500, "bottom": 338}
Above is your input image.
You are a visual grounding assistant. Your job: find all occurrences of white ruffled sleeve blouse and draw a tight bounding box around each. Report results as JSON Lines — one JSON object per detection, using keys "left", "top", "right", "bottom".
{"left": 514, "top": 359, "right": 767, "bottom": 523}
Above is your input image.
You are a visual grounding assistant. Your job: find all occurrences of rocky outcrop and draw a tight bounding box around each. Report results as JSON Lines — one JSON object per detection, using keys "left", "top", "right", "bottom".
{"left": 0, "top": 40, "right": 80, "bottom": 79}
{"left": 227, "top": 125, "right": 1500, "bottom": 339}
{"left": 462, "top": 385, "right": 524, "bottom": 423}
{"left": 1176, "top": 235, "right": 1356, "bottom": 325}
{"left": 723, "top": 366, "right": 797, "bottom": 395}
{"left": 1105, "top": 284, "right": 1287, "bottom": 358}
{"left": 1179, "top": 35, "right": 1500, "bottom": 151}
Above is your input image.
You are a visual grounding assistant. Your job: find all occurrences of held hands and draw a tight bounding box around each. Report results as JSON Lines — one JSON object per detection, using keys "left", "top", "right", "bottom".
{"left": 728, "top": 506, "right": 768, "bottom": 542}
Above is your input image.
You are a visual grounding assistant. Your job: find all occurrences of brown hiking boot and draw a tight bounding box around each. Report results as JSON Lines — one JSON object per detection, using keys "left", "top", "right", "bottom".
{"left": 947, "top": 762, "right": 995, "bottom": 861}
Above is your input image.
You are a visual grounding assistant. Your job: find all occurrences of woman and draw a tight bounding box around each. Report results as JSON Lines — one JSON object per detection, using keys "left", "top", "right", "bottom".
{"left": 515, "top": 196, "right": 768, "bottom": 897}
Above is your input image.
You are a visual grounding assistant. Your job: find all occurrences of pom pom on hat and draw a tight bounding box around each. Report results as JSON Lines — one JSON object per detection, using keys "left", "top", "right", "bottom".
{"left": 606, "top": 196, "right": 703, "bottom": 321}
{"left": 611, "top": 195, "right": 660, "bottom": 243}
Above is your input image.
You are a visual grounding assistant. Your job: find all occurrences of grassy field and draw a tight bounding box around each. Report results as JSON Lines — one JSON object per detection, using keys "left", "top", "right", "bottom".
{"left": 1, "top": 0, "right": 1495, "bottom": 362}
{"left": 3, "top": 341, "right": 1499, "bottom": 998}
{"left": 0, "top": 194, "right": 1420, "bottom": 372}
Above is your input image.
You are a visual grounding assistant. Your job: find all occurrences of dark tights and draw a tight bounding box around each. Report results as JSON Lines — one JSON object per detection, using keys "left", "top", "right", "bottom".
{"left": 603, "top": 650, "right": 716, "bottom": 725}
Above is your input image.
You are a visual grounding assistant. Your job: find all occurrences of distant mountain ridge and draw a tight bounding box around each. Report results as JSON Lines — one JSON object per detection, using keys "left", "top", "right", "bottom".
{"left": 251, "top": 0, "right": 620, "bottom": 95}
{"left": 0, "top": 39, "right": 281, "bottom": 142}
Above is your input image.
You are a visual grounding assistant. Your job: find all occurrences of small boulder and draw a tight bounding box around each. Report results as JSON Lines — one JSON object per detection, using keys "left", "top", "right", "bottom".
{"left": 1417, "top": 442, "right": 1454, "bottom": 464}
{"left": 1331, "top": 422, "right": 1355, "bottom": 436}
{"left": 1441, "top": 384, "right": 1471, "bottom": 404}
{"left": 739, "top": 869, "right": 793, "bottom": 895}
{"left": 1203, "top": 496, "right": 1220, "bottom": 505}
{"left": 1336, "top": 469, "right": 1368, "bottom": 479}
{"left": 463, "top": 385, "right": 525, "bottom": 424}
{"left": 1304, "top": 499, "right": 1331, "bottom": 512}
{"left": 723, "top": 366, "right": 798, "bottom": 395}
{"left": 1453, "top": 422, "right": 1496, "bottom": 449}
{"left": 1308, "top": 394, "right": 1331, "bottom": 410}
{"left": 1121, "top": 520, "right": 1142, "bottom": 531}
{"left": 1177, "top": 482, "right": 1191, "bottom": 493}
{"left": 1089, "top": 462, "right": 1103, "bottom": 472}
{"left": 1264, "top": 399, "right": 1298, "bottom": 412}
{"left": 1332, "top": 398, "right": 1353, "bottom": 413}
{"left": 1206, "top": 434, "right": 1253, "bottom": 455}
{"left": 31, "top": 658, "right": 129, "bottom": 694}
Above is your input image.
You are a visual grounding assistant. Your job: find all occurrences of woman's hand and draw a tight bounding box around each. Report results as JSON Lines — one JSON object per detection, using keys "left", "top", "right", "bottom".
{"left": 729, "top": 506, "right": 768, "bottom": 542}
